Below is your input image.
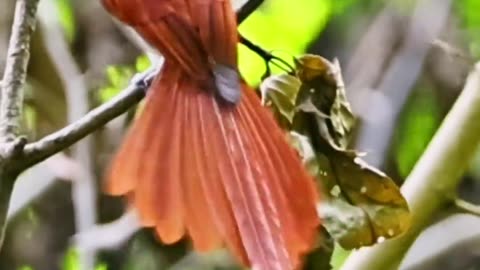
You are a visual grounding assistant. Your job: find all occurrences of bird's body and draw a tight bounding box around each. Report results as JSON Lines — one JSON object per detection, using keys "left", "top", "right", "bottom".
{"left": 102, "top": 0, "right": 320, "bottom": 269}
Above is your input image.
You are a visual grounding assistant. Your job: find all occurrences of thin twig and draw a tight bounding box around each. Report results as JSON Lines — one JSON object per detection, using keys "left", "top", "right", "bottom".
{"left": 454, "top": 199, "right": 480, "bottom": 217}
{"left": 432, "top": 39, "right": 473, "bottom": 63}
{"left": 237, "top": 0, "right": 264, "bottom": 24}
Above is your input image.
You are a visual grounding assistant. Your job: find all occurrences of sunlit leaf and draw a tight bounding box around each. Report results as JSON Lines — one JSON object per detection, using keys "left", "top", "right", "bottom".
{"left": 135, "top": 55, "right": 152, "bottom": 72}
{"left": 260, "top": 74, "right": 301, "bottom": 123}
{"left": 100, "top": 55, "right": 152, "bottom": 103}
{"left": 99, "top": 66, "right": 134, "bottom": 102}
{"left": 63, "top": 248, "right": 78, "bottom": 270}
{"left": 95, "top": 263, "right": 108, "bottom": 270}
{"left": 62, "top": 247, "right": 109, "bottom": 270}
{"left": 330, "top": 244, "right": 350, "bottom": 270}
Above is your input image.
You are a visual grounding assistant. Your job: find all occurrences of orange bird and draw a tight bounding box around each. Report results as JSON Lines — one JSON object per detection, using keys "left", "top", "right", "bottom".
{"left": 101, "top": 0, "right": 319, "bottom": 269}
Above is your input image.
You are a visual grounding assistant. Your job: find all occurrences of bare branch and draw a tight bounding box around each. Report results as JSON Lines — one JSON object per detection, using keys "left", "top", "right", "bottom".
{"left": 21, "top": 81, "right": 145, "bottom": 169}
{"left": 73, "top": 210, "right": 141, "bottom": 252}
{"left": 0, "top": 0, "right": 39, "bottom": 141}
{"left": 0, "top": 0, "right": 40, "bottom": 250}
{"left": 39, "top": 8, "right": 99, "bottom": 269}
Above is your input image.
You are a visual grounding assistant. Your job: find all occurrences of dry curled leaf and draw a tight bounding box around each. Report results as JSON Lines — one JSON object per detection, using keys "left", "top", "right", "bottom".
{"left": 317, "top": 145, "right": 410, "bottom": 249}
{"left": 260, "top": 74, "right": 301, "bottom": 124}
{"left": 265, "top": 53, "right": 410, "bottom": 250}
{"left": 295, "top": 54, "right": 355, "bottom": 149}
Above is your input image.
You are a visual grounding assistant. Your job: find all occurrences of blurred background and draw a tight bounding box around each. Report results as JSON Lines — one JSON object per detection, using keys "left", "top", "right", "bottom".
{"left": 0, "top": 0, "right": 479, "bottom": 269}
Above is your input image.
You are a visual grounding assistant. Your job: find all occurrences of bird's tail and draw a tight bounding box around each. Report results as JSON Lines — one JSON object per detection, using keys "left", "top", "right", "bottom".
{"left": 105, "top": 63, "right": 320, "bottom": 270}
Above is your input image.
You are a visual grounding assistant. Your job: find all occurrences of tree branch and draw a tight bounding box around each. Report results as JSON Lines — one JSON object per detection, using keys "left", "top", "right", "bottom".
{"left": 0, "top": 0, "right": 40, "bottom": 249}
{"left": 0, "top": 0, "right": 39, "bottom": 141}
{"left": 21, "top": 81, "right": 145, "bottom": 169}
{"left": 340, "top": 62, "right": 480, "bottom": 270}
{"left": 39, "top": 9, "right": 99, "bottom": 269}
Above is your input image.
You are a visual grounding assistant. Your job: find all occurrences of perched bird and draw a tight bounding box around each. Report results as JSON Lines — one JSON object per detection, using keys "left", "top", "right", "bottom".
{"left": 101, "top": 0, "right": 320, "bottom": 269}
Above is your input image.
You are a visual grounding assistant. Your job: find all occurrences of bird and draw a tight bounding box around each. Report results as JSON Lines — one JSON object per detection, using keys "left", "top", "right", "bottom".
{"left": 101, "top": 0, "right": 320, "bottom": 269}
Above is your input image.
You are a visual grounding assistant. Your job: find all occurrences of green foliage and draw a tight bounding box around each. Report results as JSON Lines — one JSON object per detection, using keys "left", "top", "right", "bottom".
{"left": 62, "top": 247, "right": 108, "bottom": 270}
{"left": 238, "top": 0, "right": 361, "bottom": 86}
{"left": 238, "top": 0, "right": 332, "bottom": 85}
{"left": 330, "top": 244, "right": 349, "bottom": 270}
{"left": 23, "top": 104, "right": 37, "bottom": 134}
{"left": 52, "top": 0, "right": 76, "bottom": 42}
{"left": 18, "top": 266, "right": 34, "bottom": 270}
{"left": 62, "top": 248, "right": 80, "bottom": 270}
{"left": 123, "top": 236, "right": 167, "bottom": 270}
{"left": 394, "top": 87, "right": 440, "bottom": 178}
{"left": 457, "top": 0, "right": 480, "bottom": 58}
{"left": 99, "top": 55, "right": 151, "bottom": 102}
{"left": 100, "top": 65, "right": 134, "bottom": 102}
{"left": 135, "top": 55, "right": 152, "bottom": 72}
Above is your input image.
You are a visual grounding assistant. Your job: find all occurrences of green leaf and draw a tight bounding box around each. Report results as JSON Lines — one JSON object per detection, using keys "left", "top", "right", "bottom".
{"left": 63, "top": 248, "right": 78, "bottom": 270}
{"left": 135, "top": 55, "right": 152, "bottom": 72}
{"left": 62, "top": 247, "right": 109, "bottom": 270}
{"left": 95, "top": 263, "right": 108, "bottom": 270}
{"left": 100, "top": 55, "right": 151, "bottom": 102}
{"left": 457, "top": 0, "right": 480, "bottom": 57}
{"left": 99, "top": 65, "right": 134, "bottom": 102}
{"left": 330, "top": 243, "right": 350, "bottom": 270}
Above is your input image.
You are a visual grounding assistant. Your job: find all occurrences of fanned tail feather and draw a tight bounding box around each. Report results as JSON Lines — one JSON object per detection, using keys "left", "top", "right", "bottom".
{"left": 105, "top": 63, "right": 319, "bottom": 270}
